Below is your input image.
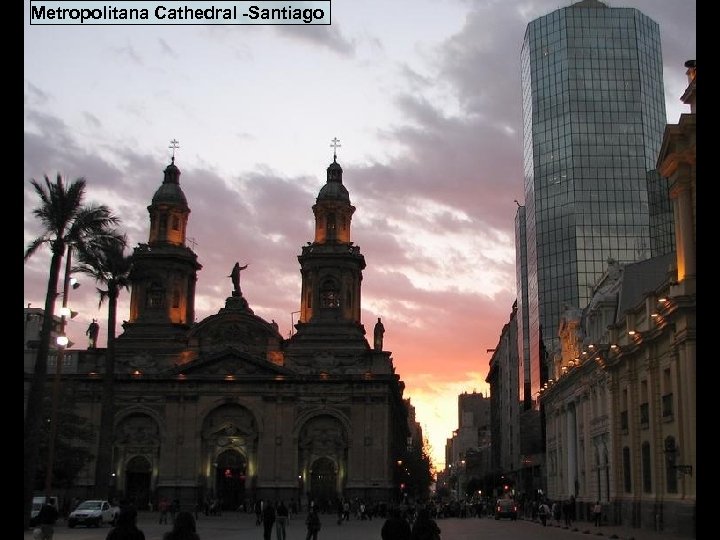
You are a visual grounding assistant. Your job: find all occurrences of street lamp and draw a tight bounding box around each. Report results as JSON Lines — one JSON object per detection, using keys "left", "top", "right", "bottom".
{"left": 44, "top": 244, "right": 78, "bottom": 497}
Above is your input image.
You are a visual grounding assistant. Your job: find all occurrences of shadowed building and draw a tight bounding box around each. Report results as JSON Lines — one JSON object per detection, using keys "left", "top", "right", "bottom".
{"left": 27, "top": 153, "right": 412, "bottom": 511}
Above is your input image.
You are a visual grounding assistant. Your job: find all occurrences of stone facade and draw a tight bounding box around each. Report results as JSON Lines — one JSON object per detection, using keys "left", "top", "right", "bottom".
{"left": 539, "top": 61, "right": 696, "bottom": 537}
{"left": 30, "top": 155, "right": 411, "bottom": 512}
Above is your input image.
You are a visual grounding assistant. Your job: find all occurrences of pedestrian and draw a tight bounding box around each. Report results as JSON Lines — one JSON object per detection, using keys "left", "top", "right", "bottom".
{"left": 593, "top": 501, "right": 602, "bottom": 527}
{"left": 410, "top": 507, "right": 441, "bottom": 540}
{"left": 255, "top": 499, "right": 263, "bottom": 526}
{"left": 33, "top": 502, "right": 59, "bottom": 540}
{"left": 342, "top": 499, "right": 350, "bottom": 521}
{"left": 275, "top": 500, "right": 289, "bottom": 540}
{"left": 552, "top": 500, "right": 561, "bottom": 526}
{"left": 305, "top": 506, "right": 321, "bottom": 540}
{"left": 163, "top": 511, "right": 200, "bottom": 540}
{"left": 159, "top": 497, "right": 170, "bottom": 524}
{"left": 563, "top": 498, "right": 574, "bottom": 527}
{"left": 106, "top": 506, "right": 146, "bottom": 540}
{"left": 538, "top": 501, "right": 550, "bottom": 527}
{"left": 336, "top": 499, "right": 343, "bottom": 525}
{"left": 171, "top": 498, "right": 180, "bottom": 522}
{"left": 381, "top": 506, "right": 411, "bottom": 540}
{"left": 262, "top": 500, "right": 276, "bottom": 540}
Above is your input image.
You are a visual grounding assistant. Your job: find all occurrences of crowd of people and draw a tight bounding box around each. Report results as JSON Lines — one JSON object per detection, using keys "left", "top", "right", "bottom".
{"left": 30, "top": 492, "right": 602, "bottom": 539}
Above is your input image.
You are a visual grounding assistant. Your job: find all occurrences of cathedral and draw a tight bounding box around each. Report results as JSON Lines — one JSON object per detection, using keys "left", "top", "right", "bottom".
{"left": 62, "top": 153, "right": 410, "bottom": 510}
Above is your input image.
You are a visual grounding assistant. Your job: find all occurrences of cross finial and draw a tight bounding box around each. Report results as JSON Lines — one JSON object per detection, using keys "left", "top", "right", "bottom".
{"left": 330, "top": 137, "right": 341, "bottom": 161}
{"left": 169, "top": 139, "right": 180, "bottom": 162}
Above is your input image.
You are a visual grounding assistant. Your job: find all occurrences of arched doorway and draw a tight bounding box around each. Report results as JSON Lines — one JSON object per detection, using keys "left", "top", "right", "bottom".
{"left": 125, "top": 456, "right": 152, "bottom": 509}
{"left": 310, "top": 457, "right": 337, "bottom": 506}
{"left": 215, "top": 450, "right": 246, "bottom": 511}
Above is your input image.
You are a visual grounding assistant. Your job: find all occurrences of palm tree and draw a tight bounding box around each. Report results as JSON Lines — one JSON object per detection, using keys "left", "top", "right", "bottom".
{"left": 73, "top": 235, "right": 132, "bottom": 500}
{"left": 23, "top": 173, "right": 121, "bottom": 529}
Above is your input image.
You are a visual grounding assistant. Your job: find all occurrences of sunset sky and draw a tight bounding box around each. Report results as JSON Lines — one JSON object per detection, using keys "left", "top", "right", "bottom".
{"left": 24, "top": 0, "right": 696, "bottom": 469}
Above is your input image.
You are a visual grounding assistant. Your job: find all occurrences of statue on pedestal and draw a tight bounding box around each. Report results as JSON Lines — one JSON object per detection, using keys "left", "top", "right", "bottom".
{"left": 229, "top": 262, "right": 248, "bottom": 296}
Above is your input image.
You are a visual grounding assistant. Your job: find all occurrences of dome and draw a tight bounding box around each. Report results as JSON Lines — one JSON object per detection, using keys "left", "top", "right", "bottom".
{"left": 317, "top": 158, "right": 349, "bottom": 202}
{"left": 152, "top": 160, "right": 188, "bottom": 206}
{"left": 152, "top": 182, "right": 188, "bottom": 206}
{"left": 317, "top": 181, "right": 350, "bottom": 202}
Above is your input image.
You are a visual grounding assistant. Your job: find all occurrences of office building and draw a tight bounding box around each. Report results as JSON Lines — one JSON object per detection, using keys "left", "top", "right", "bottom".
{"left": 519, "top": 0, "right": 668, "bottom": 404}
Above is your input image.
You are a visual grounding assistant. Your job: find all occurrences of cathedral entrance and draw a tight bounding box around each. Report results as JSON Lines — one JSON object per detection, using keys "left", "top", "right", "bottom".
{"left": 125, "top": 456, "right": 152, "bottom": 509}
{"left": 309, "top": 457, "right": 337, "bottom": 506}
{"left": 215, "top": 450, "right": 246, "bottom": 511}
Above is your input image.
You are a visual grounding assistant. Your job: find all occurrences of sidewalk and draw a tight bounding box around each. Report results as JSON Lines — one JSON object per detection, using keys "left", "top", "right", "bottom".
{"left": 525, "top": 517, "right": 693, "bottom": 540}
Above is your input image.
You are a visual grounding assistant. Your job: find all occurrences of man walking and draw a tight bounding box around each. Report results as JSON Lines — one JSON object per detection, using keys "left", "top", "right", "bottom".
{"left": 262, "top": 500, "right": 276, "bottom": 540}
{"left": 275, "top": 501, "right": 289, "bottom": 540}
{"left": 34, "top": 501, "right": 59, "bottom": 540}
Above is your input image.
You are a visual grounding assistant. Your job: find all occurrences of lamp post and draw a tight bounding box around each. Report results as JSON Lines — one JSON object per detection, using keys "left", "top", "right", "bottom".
{"left": 44, "top": 244, "right": 76, "bottom": 497}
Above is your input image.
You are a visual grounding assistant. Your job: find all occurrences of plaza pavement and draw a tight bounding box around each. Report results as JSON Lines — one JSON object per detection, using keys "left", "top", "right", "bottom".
{"left": 23, "top": 510, "right": 693, "bottom": 540}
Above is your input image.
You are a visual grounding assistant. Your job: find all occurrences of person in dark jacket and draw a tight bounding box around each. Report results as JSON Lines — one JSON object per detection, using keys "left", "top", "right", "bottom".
{"left": 410, "top": 507, "right": 441, "bottom": 540}
{"left": 106, "top": 506, "right": 146, "bottom": 540}
{"left": 262, "top": 500, "right": 276, "bottom": 540}
{"left": 34, "top": 503, "right": 59, "bottom": 540}
{"left": 163, "top": 511, "right": 200, "bottom": 540}
{"left": 381, "top": 507, "right": 411, "bottom": 540}
{"left": 305, "top": 506, "right": 321, "bottom": 540}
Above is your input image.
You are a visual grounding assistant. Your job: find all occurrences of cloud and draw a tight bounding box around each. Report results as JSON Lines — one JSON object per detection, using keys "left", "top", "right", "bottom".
{"left": 158, "top": 37, "right": 179, "bottom": 59}
{"left": 111, "top": 43, "right": 144, "bottom": 66}
{"left": 276, "top": 23, "right": 356, "bottom": 56}
{"left": 24, "top": 81, "right": 49, "bottom": 106}
{"left": 23, "top": 0, "right": 695, "bottom": 469}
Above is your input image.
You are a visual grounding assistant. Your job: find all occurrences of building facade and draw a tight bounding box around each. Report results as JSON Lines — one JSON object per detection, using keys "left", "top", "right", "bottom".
{"left": 25, "top": 155, "right": 412, "bottom": 511}
{"left": 443, "top": 391, "right": 491, "bottom": 499}
{"left": 518, "top": 0, "right": 668, "bottom": 404}
{"left": 539, "top": 61, "right": 695, "bottom": 537}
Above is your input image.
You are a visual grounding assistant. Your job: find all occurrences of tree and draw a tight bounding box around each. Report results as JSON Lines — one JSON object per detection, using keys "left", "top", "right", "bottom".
{"left": 403, "top": 436, "right": 434, "bottom": 500}
{"left": 34, "top": 383, "right": 96, "bottom": 490}
{"left": 24, "top": 173, "right": 121, "bottom": 529}
{"left": 74, "top": 235, "right": 131, "bottom": 499}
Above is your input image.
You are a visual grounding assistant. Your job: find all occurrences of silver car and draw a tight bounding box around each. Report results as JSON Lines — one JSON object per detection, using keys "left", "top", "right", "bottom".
{"left": 67, "top": 500, "right": 118, "bottom": 528}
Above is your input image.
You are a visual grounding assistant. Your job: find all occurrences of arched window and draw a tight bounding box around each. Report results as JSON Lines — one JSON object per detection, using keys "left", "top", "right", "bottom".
{"left": 172, "top": 215, "right": 180, "bottom": 230}
{"left": 320, "top": 279, "right": 340, "bottom": 308}
{"left": 146, "top": 282, "right": 165, "bottom": 308}
{"left": 327, "top": 213, "right": 337, "bottom": 240}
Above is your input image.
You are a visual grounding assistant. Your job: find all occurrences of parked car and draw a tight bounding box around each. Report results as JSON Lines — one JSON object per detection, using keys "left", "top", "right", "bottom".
{"left": 495, "top": 498, "right": 518, "bottom": 520}
{"left": 30, "top": 496, "right": 59, "bottom": 526}
{"left": 67, "top": 500, "right": 119, "bottom": 528}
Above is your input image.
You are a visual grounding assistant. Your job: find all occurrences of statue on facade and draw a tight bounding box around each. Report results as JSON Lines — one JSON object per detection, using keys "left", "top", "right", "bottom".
{"left": 86, "top": 319, "right": 99, "bottom": 349}
{"left": 373, "top": 317, "right": 385, "bottom": 351}
{"left": 229, "top": 262, "right": 248, "bottom": 296}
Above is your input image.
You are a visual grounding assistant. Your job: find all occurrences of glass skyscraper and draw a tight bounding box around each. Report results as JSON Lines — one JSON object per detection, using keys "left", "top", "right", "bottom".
{"left": 519, "top": 0, "right": 667, "bottom": 404}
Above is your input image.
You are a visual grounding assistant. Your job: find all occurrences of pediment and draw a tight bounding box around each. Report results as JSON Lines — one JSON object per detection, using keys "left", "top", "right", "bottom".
{"left": 188, "top": 309, "right": 282, "bottom": 356}
{"left": 175, "top": 347, "right": 293, "bottom": 378}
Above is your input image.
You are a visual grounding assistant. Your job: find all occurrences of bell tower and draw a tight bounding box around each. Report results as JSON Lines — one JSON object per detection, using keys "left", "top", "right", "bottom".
{"left": 287, "top": 141, "right": 369, "bottom": 357}
{"left": 125, "top": 154, "right": 202, "bottom": 335}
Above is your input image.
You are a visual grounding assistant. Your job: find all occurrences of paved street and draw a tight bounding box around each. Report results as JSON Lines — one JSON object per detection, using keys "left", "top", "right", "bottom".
{"left": 24, "top": 511, "right": 693, "bottom": 540}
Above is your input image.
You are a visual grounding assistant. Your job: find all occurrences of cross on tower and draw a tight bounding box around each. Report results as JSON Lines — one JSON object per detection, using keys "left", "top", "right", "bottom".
{"left": 169, "top": 139, "right": 180, "bottom": 161}
{"left": 330, "top": 137, "right": 341, "bottom": 161}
